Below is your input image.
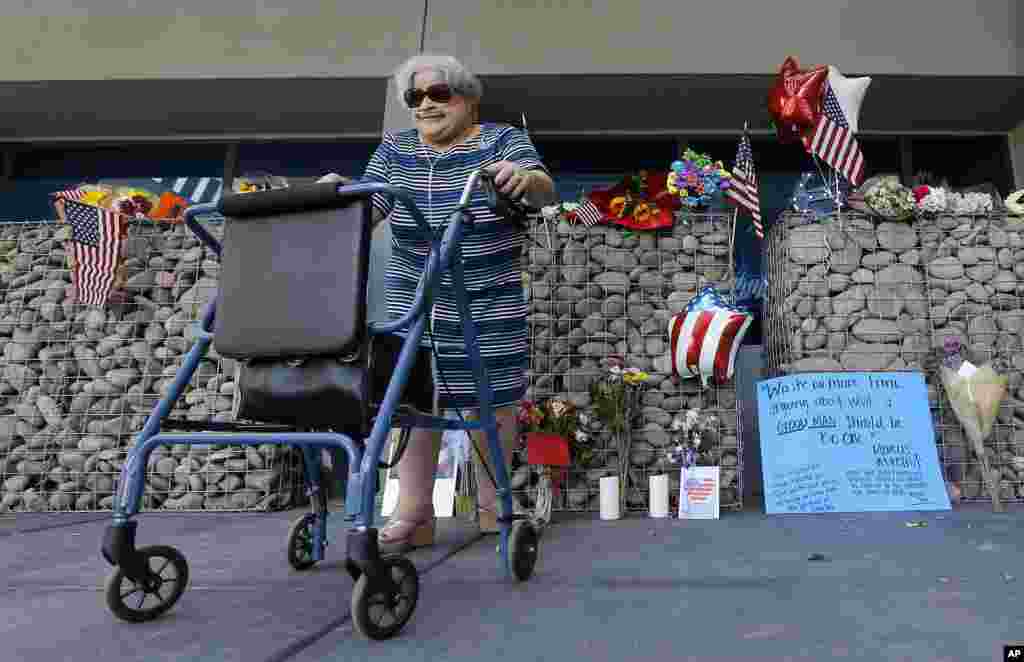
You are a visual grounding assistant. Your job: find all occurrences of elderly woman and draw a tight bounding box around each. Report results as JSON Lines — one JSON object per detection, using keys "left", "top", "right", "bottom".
{"left": 321, "top": 54, "right": 555, "bottom": 553}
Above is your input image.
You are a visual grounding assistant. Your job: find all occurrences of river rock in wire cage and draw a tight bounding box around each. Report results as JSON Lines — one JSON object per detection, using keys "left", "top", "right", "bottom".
{"left": 764, "top": 210, "right": 1024, "bottom": 504}
{"left": 520, "top": 211, "right": 743, "bottom": 514}
{"left": 0, "top": 219, "right": 304, "bottom": 513}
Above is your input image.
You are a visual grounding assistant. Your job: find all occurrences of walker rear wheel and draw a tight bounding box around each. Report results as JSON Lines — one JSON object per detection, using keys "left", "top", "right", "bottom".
{"left": 508, "top": 520, "right": 539, "bottom": 582}
{"left": 105, "top": 545, "right": 189, "bottom": 623}
{"left": 350, "top": 556, "right": 419, "bottom": 640}
{"left": 287, "top": 514, "right": 319, "bottom": 571}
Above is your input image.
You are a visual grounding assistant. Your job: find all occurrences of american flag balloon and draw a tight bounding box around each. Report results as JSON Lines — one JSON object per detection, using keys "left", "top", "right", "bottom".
{"left": 667, "top": 286, "right": 753, "bottom": 386}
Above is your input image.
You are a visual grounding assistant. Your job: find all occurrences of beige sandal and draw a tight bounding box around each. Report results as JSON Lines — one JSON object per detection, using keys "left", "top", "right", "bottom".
{"left": 379, "top": 511, "right": 436, "bottom": 553}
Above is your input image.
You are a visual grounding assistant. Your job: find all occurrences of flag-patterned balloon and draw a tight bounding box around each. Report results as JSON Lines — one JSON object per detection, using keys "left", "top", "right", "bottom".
{"left": 667, "top": 286, "right": 753, "bottom": 386}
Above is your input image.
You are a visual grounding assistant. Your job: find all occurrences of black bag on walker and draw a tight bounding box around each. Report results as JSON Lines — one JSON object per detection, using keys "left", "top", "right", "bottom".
{"left": 213, "top": 184, "right": 375, "bottom": 433}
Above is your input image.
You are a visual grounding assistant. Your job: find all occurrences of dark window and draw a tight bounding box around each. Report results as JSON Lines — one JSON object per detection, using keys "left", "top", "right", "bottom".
{"left": 907, "top": 136, "right": 1012, "bottom": 195}
{"left": 13, "top": 143, "right": 228, "bottom": 179}
{"left": 236, "top": 141, "right": 379, "bottom": 179}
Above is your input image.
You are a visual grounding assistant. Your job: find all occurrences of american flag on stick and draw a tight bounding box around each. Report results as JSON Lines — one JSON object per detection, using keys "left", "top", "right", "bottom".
{"left": 801, "top": 82, "right": 865, "bottom": 187}
{"left": 724, "top": 130, "right": 763, "bottom": 240}
{"left": 63, "top": 199, "right": 125, "bottom": 306}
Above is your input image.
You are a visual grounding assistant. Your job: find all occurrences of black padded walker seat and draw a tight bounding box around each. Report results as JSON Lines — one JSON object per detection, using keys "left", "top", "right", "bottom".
{"left": 213, "top": 183, "right": 373, "bottom": 432}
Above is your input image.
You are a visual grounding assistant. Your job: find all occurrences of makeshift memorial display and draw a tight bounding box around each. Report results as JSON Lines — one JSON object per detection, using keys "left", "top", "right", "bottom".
{"left": 590, "top": 357, "right": 650, "bottom": 514}
{"left": 1007, "top": 189, "right": 1024, "bottom": 216}
{"left": 864, "top": 177, "right": 915, "bottom": 221}
{"left": 518, "top": 398, "right": 591, "bottom": 527}
{"left": 767, "top": 56, "right": 828, "bottom": 144}
{"left": 666, "top": 149, "right": 734, "bottom": 211}
{"left": 939, "top": 338, "right": 1010, "bottom": 513}
{"left": 667, "top": 286, "right": 753, "bottom": 387}
{"left": 572, "top": 170, "right": 680, "bottom": 229}
{"left": 757, "top": 371, "right": 951, "bottom": 514}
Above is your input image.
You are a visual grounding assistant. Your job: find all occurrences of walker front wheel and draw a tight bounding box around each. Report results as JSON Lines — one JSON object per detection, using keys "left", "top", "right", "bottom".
{"left": 350, "top": 556, "right": 419, "bottom": 640}
{"left": 104, "top": 545, "right": 189, "bottom": 623}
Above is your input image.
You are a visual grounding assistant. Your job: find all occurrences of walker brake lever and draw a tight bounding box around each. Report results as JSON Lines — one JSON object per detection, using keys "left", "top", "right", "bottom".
{"left": 478, "top": 170, "right": 534, "bottom": 226}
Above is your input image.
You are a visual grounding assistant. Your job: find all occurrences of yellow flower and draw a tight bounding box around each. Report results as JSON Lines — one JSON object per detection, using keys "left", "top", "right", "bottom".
{"left": 634, "top": 203, "right": 652, "bottom": 223}
{"left": 623, "top": 371, "right": 650, "bottom": 385}
{"left": 609, "top": 196, "right": 627, "bottom": 217}
{"left": 80, "top": 191, "right": 107, "bottom": 206}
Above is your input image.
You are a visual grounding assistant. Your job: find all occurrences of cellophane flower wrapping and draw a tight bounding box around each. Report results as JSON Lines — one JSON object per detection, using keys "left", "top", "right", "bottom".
{"left": 939, "top": 361, "right": 1008, "bottom": 509}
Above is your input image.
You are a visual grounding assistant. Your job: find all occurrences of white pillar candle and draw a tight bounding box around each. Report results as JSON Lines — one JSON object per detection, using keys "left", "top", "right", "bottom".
{"left": 599, "top": 476, "right": 620, "bottom": 520}
{"left": 649, "top": 474, "right": 670, "bottom": 518}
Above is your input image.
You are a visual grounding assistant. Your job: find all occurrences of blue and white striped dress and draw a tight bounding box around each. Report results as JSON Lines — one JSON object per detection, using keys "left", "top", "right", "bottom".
{"left": 362, "top": 123, "right": 549, "bottom": 410}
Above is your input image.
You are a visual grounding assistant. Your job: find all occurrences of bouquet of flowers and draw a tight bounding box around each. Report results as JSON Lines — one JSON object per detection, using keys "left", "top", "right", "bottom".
{"left": 912, "top": 185, "right": 948, "bottom": 215}
{"left": 517, "top": 398, "right": 592, "bottom": 526}
{"left": 518, "top": 398, "right": 592, "bottom": 466}
{"left": 589, "top": 357, "right": 650, "bottom": 513}
{"left": 939, "top": 338, "right": 1009, "bottom": 512}
{"left": 664, "top": 409, "right": 720, "bottom": 468}
{"left": 667, "top": 149, "right": 734, "bottom": 209}
{"left": 589, "top": 358, "right": 650, "bottom": 437}
{"left": 1005, "top": 189, "right": 1024, "bottom": 216}
{"left": 864, "top": 178, "right": 915, "bottom": 220}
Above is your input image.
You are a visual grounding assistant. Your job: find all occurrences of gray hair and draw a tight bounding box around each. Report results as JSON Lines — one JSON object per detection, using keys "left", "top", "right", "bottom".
{"left": 393, "top": 53, "right": 483, "bottom": 104}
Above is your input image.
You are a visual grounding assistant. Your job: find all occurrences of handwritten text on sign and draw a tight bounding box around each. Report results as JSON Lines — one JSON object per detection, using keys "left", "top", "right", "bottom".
{"left": 756, "top": 372, "right": 951, "bottom": 514}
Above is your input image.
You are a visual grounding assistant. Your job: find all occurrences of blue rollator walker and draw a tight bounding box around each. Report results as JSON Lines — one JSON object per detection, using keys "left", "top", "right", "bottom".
{"left": 100, "top": 168, "right": 541, "bottom": 639}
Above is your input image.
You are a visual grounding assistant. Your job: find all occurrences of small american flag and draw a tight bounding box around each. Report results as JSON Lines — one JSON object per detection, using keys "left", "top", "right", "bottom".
{"left": 50, "top": 188, "right": 88, "bottom": 203}
{"left": 725, "top": 132, "right": 763, "bottom": 240}
{"left": 801, "top": 82, "right": 865, "bottom": 187}
{"left": 64, "top": 199, "right": 124, "bottom": 306}
{"left": 572, "top": 199, "right": 604, "bottom": 227}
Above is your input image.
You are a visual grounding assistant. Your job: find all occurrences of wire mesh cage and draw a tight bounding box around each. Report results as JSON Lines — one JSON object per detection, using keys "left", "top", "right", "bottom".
{"left": 519, "top": 210, "right": 744, "bottom": 514}
{"left": 0, "top": 217, "right": 304, "bottom": 513}
{"left": 765, "top": 210, "right": 1024, "bottom": 504}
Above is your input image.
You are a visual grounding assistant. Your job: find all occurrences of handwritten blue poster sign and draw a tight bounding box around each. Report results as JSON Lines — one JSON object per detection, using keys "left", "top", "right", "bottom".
{"left": 756, "top": 371, "right": 951, "bottom": 514}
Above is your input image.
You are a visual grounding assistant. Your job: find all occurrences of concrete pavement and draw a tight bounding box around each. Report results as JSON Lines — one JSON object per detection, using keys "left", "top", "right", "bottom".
{"left": 3, "top": 504, "right": 1022, "bottom": 662}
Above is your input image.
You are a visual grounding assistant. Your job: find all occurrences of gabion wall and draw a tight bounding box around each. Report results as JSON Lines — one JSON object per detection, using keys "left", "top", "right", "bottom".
{"left": 0, "top": 219, "right": 304, "bottom": 513}
{"left": 521, "top": 212, "right": 743, "bottom": 513}
{"left": 766, "top": 210, "right": 1024, "bottom": 503}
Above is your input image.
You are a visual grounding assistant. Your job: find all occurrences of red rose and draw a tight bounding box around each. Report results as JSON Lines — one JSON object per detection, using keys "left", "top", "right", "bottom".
{"left": 912, "top": 185, "right": 930, "bottom": 203}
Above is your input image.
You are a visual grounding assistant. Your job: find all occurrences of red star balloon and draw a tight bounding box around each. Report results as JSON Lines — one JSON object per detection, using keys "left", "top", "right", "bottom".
{"left": 767, "top": 56, "right": 828, "bottom": 143}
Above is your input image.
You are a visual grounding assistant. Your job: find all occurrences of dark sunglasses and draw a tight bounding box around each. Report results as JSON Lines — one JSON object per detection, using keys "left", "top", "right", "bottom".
{"left": 404, "top": 83, "right": 455, "bottom": 108}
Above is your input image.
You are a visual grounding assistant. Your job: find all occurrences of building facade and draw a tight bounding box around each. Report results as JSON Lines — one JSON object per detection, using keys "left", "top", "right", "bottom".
{"left": 1, "top": 0, "right": 1021, "bottom": 291}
